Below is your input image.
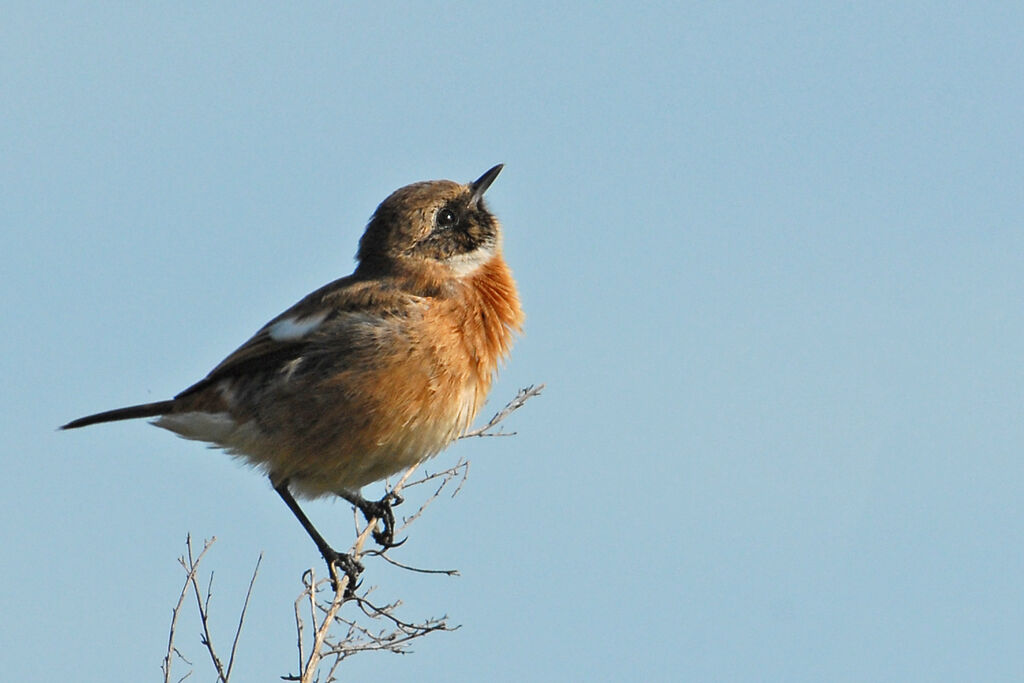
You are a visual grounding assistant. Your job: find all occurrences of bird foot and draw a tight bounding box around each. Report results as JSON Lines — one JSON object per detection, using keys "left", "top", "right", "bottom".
{"left": 322, "top": 548, "right": 363, "bottom": 597}
{"left": 359, "top": 491, "right": 406, "bottom": 548}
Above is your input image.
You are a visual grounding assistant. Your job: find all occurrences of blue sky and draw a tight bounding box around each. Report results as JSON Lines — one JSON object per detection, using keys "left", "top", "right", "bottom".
{"left": 4, "top": 2, "right": 1024, "bottom": 681}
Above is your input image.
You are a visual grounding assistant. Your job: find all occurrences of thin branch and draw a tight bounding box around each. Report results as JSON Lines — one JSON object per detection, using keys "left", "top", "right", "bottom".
{"left": 225, "top": 553, "right": 262, "bottom": 681}
{"left": 286, "top": 383, "right": 543, "bottom": 680}
{"left": 292, "top": 578, "right": 307, "bottom": 679}
{"left": 163, "top": 545, "right": 192, "bottom": 683}
{"left": 460, "top": 384, "right": 544, "bottom": 438}
{"left": 164, "top": 535, "right": 215, "bottom": 683}
{"left": 295, "top": 520, "right": 377, "bottom": 682}
{"left": 187, "top": 544, "right": 227, "bottom": 682}
{"left": 394, "top": 459, "right": 470, "bottom": 533}
{"left": 286, "top": 464, "right": 459, "bottom": 679}
{"left": 373, "top": 552, "right": 460, "bottom": 576}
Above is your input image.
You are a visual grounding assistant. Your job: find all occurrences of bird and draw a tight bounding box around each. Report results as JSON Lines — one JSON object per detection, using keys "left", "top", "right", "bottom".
{"left": 62, "top": 164, "right": 523, "bottom": 587}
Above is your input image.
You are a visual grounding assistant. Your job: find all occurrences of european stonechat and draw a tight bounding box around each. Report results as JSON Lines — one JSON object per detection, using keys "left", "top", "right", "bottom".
{"left": 63, "top": 164, "right": 523, "bottom": 584}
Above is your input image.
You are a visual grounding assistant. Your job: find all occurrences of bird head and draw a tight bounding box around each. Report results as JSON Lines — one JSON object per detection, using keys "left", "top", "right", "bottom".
{"left": 356, "top": 164, "right": 505, "bottom": 279}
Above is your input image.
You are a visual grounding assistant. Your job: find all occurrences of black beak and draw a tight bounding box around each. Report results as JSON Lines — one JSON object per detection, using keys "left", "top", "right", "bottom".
{"left": 470, "top": 163, "right": 503, "bottom": 206}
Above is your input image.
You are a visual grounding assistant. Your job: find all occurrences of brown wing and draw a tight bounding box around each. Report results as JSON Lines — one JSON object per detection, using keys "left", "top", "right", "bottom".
{"left": 175, "top": 273, "right": 418, "bottom": 399}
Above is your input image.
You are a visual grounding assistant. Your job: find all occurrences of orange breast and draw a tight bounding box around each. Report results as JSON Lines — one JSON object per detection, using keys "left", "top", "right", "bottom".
{"left": 268, "top": 254, "right": 523, "bottom": 497}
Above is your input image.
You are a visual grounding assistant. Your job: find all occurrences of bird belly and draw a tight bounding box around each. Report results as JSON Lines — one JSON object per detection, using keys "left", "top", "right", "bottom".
{"left": 155, "top": 376, "right": 482, "bottom": 500}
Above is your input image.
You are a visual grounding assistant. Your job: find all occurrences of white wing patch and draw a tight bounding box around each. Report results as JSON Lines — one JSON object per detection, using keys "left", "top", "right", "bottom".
{"left": 268, "top": 312, "right": 328, "bottom": 341}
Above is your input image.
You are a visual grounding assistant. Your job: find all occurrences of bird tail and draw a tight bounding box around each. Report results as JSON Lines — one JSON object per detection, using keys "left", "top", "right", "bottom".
{"left": 61, "top": 400, "right": 176, "bottom": 430}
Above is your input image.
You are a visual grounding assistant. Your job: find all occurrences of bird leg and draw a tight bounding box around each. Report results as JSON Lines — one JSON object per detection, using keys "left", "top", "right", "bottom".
{"left": 340, "top": 489, "right": 405, "bottom": 548}
{"left": 274, "top": 481, "right": 362, "bottom": 595}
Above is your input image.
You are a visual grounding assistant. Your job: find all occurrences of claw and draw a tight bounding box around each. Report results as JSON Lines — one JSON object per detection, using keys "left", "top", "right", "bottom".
{"left": 322, "top": 548, "right": 363, "bottom": 597}
{"left": 359, "top": 491, "right": 403, "bottom": 548}
{"left": 384, "top": 535, "right": 408, "bottom": 548}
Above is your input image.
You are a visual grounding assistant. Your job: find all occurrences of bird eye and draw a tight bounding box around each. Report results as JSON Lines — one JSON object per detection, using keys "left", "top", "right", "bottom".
{"left": 436, "top": 207, "right": 459, "bottom": 229}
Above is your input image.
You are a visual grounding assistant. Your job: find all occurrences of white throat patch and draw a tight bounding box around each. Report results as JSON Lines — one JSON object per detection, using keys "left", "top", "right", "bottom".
{"left": 446, "top": 246, "right": 495, "bottom": 277}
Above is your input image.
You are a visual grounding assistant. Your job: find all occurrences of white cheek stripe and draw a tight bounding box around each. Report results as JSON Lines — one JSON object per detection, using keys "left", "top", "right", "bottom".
{"left": 268, "top": 312, "right": 328, "bottom": 341}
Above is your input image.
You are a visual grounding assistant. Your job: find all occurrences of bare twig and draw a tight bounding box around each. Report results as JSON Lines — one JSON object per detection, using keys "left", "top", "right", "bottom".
{"left": 225, "top": 553, "right": 262, "bottom": 681}
{"left": 164, "top": 535, "right": 215, "bottom": 683}
{"left": 288, "top": 520, "right": 377, "bottom": 681}
{"left": 162, "top": 385, "right": 541, "bottom": 682}
{"left": 165, "top": 537, "right": 262, "bottom": 683}
{"left": 292, "top": 580, "right": 307, "bottom": 680}
{"left": 188, "top": 550, "right": 227, "bottom": 681}
{"left": 394, "top": 458, "right": 471, "bottom": 532}
{"left": 460, "top": 383, "right": 544, "bottom": 438}
{"left": 374, "top": 553, "right": 460, "bottom": 576}
{"left": 283, "top": 465, "right": 450, "bottom": 681}
{"left": 285, "top": 385, "right": 543, "bottom": 680}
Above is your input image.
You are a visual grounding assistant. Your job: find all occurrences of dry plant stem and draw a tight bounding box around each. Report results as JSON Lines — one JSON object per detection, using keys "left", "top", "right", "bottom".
{"left": 288, "top": 465, "right": 440, "bottom": 682}
{"left": 363, "top": 459, "right": 470, "bottom": 574}
{"left": 165, "top": 536, "right": 262, "bottom": 683}
{"left": 286, "top": 385, "right": 543, "bottom": 680}
{"left": 225, "top": 553, "right": 262, "bottom": 681}
{"left": 460, "top": 384, "right": 544, "bottom": 438}
{"left": 376, "top": 553, "right": 459, "bottom": 576}
{"left": 162, "top": 386, "right": 541, "bottom": 683}
{"left": 289, "top": 466, "right": 461, "bottom": 680}
{"left": 349, "top": 594, "right": 453, "bottom": 642}
{"left": 293, "top": 520, "right": 376, "bottom": 682}
{"left": 163, "top": 534, "right": 215, "bottom": 683}
{"left": 292, "top": 583, "right": 307, "bottom": 680}
{"left": 187, "top": 547, "right": 228, "bottom": 681}
{"left": 392, "top": 458, "right": 471, "bottom": 533}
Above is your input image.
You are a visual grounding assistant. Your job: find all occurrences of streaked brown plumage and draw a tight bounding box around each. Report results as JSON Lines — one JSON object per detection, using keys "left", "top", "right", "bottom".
{"left": 62, "top": 165, "right": 523, "bottom": 581}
